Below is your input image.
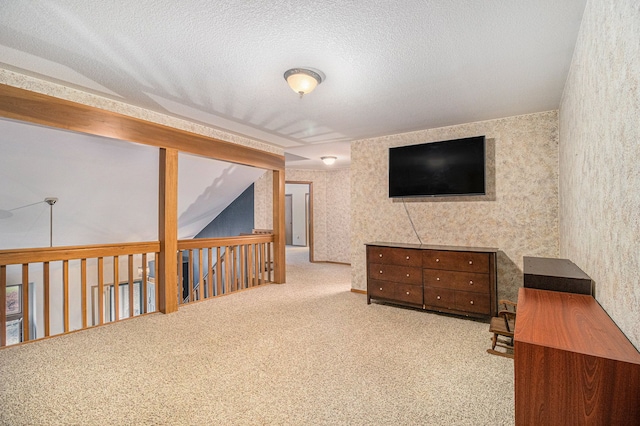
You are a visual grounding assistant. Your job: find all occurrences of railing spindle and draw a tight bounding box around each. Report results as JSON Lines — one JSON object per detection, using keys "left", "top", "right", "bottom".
{"left": 224, "top": 246, "right": 230, "bottom": 294}
{"left": 0, "top": 265, "right": 6, "bottom": 347}
{"left": 63, "top": 260, "right": 70, "bottom": 333}
{"left": 81, "top": 259, "right": 87, "bottom": 329}
{"left": 267, "top": 243, "right": 272, "bottom": 282}
{"left": 260, "top": 243, "right": 265, "bottom": 284}
{"left": 177, "top": 250, "right": 183, "bottom": 305}
{"left": 113, "top": 256, "right": 119, "bottom": 322}
{"left": 216, "top": 248, "right": 222, "bottom": 296}
{"left": 141, "top": 253, "right": 147, "bottom": 314}
{"left": 188, "top": 250, "right": 194, "bottom": 302}
{"left": 240, "top": 245, "right": 246, "bottom": 290}
{"left": 128, "top": 255, "right": 134, "bottom": 318}
{"left": 198, "top": 249, "right": 204, "bottom": 300}
{"left": 155, "top": 254, "right": 160, "bottom": 312}
{"left": 248, "top": 245, "right": 254, "bottom": 287}
{"left": 22, "top": 264, "right": 29, "bottom": 341}
{"left": 98, "top": 257, "right": 104, "bottom": 325}
{"left": 207, "top": 248, "right": 213, "bottom": 299}
{"left": 228, "top": 246, "right": 238, "bottom": 292}
{"left": 44, "top": 262, "right": 50, "bottom": 337}
{"left": 253, "top": 244, "right": 259, "bottom": 287}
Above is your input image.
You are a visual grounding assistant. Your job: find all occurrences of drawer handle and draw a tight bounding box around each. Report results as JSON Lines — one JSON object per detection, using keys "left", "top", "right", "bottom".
{"left": 437, "top": 296, "right": 441, "bottom": 300}
{"left": 379, "top": 270, "right": 383, "bottom": 274}
{"left": 379, "top": 253, "right": 383, "bottom": 258}
{"left": 470, "top": 300, "right": 474, "bottom": 305}
{"left": 436, "top": 277, "right": 440, "bottom": 281}
{"left": 406, "top": 291, "right": 410, "bottom": 295}
{"left": 379, "top": 287, "right": 383, "bottom": 291}
{"left": 469, "top": 280, "right": 473, "bottom": 285}
{"left": 436, "top": 258, "right": 440, "bottom": 262}
{"left": 469, "top": 260, "right": 473, "bottom": 265}
{"left": 406, "top": 273, "right": 410, "bottom": 277}
{"left": 406, "top": 256, "right": 410, "bottom": 260}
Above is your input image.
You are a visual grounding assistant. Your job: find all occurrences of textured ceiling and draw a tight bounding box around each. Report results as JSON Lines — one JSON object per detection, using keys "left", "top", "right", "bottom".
{"left": 0, "top": 0, "right": 587, "bottom": 169}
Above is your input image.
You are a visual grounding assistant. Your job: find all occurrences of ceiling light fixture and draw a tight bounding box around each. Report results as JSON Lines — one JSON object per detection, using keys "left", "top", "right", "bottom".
{"left": 45, "top": 197, "right": 58, "bottom": 247}
{"left": 0, "top": 197, "right": 58, "bottom": 246}
{"left": 284, "top": 68, "right": 323, "bottom": 98}
{"left": 321, "top": 156, "right": 337, "bottom": 166}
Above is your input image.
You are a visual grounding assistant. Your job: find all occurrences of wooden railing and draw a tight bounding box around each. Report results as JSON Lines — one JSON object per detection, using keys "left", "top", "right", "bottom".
{"left": 177, "top": 234, "right": 274, "bottom": 305}
{"left": 0, "top": 233, "right": 275, "bottom": 347}
{"left": 0, "top": 242, "right": 160, "bottom": 347}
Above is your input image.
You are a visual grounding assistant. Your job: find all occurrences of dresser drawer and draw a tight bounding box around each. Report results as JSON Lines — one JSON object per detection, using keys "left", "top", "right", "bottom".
{"left": 454, "top": 291, "right": 490, "bottom": 314}
{"left": 423, "top": 269, "right": 489, "bottom": 293}
{"left": 367, "top": 246, "right": 422, "bottom": 267}
{"left": 369, "top": 263, "right": 422, "bottom": 285}
{"left": 422, "top": 250, "right": 490, "bottom": 273}
{"left": 368, "top": 279, "right": 396, "bottom": 300}
{"left": 395, "top": 283, "right": 423, "bottom": 305}
{"left": 424, "top": 287, "right": 456, "bottom": 310}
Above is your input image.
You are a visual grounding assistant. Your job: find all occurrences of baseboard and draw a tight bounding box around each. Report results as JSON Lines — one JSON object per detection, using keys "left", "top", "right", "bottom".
{"left": 312, "top": 260, "right": 351, "bottom": 266}
{"left": 350, "top": 288, "right": 366, "bottom": 295}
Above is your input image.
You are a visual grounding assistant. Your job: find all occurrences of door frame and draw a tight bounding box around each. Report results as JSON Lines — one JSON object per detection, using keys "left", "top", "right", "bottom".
{"left": 285, "top": 194, "right": 293, "bottom": 245}
{"left": 285, "top": 181, "right": 314, "bottom": 262}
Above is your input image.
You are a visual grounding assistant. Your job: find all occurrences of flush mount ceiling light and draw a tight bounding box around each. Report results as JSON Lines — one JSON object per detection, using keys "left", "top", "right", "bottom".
{"left": 284, "top": 68, "right": 324, "bottom": 98}
{"left": 321, "top": 156, "right": 337, "bottom": 165}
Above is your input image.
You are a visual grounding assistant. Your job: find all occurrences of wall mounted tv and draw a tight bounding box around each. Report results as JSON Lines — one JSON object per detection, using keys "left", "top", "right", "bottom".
{"left": 389, "top": 136, "right": 486, "bottom": 198}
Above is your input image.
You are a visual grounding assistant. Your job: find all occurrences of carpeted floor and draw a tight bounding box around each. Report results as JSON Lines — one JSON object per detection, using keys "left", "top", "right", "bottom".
{"left": 0, "top": 246, "right": 514, "bottom": 425}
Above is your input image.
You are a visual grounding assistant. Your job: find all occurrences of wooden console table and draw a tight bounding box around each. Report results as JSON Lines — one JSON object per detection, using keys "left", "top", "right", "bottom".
{"left": 514, "top": 288, "right": 640, "bottom": 425}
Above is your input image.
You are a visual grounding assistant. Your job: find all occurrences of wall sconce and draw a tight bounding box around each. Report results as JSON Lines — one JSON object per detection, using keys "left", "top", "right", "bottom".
{"left": 284, "top": 68, "right": 324, "bottom": 98}
{"left": 321, "top": 156, "right": 337, "bottom": 165}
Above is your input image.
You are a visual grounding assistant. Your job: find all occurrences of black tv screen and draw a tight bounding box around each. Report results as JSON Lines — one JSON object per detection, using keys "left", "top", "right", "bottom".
{"left": 389, "top": 136, "right": 486, "bottom": 198}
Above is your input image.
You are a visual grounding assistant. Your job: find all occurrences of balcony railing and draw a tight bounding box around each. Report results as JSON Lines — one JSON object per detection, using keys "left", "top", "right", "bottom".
{"left": 177, "top": 234, "right": 274, "bottom": 305}
{"left": 0, "top": 233, "right": 274, "bottom": 347}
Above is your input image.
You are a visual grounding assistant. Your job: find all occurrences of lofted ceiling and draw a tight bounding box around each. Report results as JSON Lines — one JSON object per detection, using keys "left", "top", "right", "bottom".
{"left": 0, "top": 118, "right": 264, "bottom": 249}
{"left": 0, "top": 0, "right": 587, "bottom": 168}
{"left": 0, "top": 1, "right": 588, "bottom": 248}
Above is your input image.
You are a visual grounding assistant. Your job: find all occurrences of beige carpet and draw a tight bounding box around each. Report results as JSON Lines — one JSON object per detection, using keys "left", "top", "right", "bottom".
{"left": 0, "top": 246, "right": 514, "bottom": 425}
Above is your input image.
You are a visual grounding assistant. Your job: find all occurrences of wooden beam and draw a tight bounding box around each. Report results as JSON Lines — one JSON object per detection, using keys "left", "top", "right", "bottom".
{"left": 272, "top": 170, "right": 286, "bottom": 283}
{"left": 158, "top": 148, "right": 178, "bottom": 314}
{"left": 0, "top": 84, "right": 284, "bottom": 171}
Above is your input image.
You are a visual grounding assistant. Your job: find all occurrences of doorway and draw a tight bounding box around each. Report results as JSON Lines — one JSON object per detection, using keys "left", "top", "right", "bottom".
{"left": 285, "top": 194, "right": 293, "bottom": 245}
{"left": 285, "top": 181, "right": 313, "bottom": 262}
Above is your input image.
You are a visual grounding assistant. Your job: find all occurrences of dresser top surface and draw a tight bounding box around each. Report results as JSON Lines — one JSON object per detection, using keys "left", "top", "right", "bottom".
{"left": 366, "top": 242, "right": 499, "bottom": 253}
{"left": 523, "top": 256, "right": 591, "bottom": 280}
{"left": 514, "top": 288, "right": 640, "bottom": 363}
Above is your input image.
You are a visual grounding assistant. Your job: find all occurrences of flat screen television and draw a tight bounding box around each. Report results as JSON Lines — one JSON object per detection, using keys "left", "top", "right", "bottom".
{"left": 389, "top": 136, "right": 486, "bottom": 198}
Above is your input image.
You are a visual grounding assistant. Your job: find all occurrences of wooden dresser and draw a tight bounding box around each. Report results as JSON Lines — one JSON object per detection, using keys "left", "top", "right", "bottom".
{"left": 514, "top": 288, "right": 640, "bottom": 425}
{"left": 366, "top": 242, "right": 498, "bottom": 318}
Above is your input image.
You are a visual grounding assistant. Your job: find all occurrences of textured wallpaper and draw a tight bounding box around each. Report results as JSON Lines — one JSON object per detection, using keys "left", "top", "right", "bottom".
{"left": 254, "top": 168, "right": 351, "bottom": 264}
{"left": 325, "top": 169, "right": 351, "bottom": 264}
{"left": 254, "top": 171, "right": 273, "bottom": 230}
{"left": 0, "top": 69, "right": 283, "bottom": 156}
{"left": 559, "top": 0, "right": 640, "bottom": 348}
{"left": 351, "top": 111, "right": 560, "bottom": 302}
